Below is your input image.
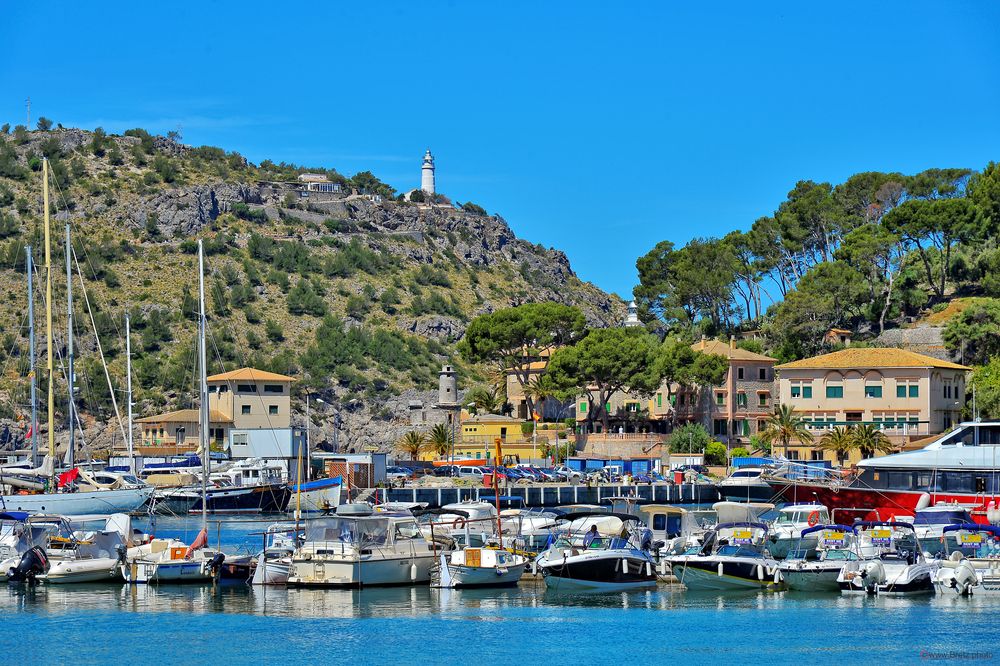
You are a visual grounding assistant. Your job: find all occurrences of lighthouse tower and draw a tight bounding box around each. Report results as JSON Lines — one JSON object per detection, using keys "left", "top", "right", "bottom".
{"left": 421, "top": 149, "right": 435, "bottom": 194}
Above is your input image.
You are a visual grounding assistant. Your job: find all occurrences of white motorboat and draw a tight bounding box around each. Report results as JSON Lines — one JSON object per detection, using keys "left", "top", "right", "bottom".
{"left": 934, "top": 524, "right": 1000, "bottom": 596}
{"left": 535, "top": 511, "right": 658, "bottom": 592}
{"left": 719, "top": 467, "right": 777, "bottom": 503}
{"left": 638, "top": 504, "right": 710, "bottom": 558}
{"left": 671, "top": 521, "right": 781, "bottom": 591}
{"left": 287, "top": 503, "right": 435, "bottom": 587}
{"left": 768, "top": 504, "right": 830, "bottom": 559}
{"left": 121, "top": 538, "right": 226, "bottom": 584}
{"left": 911, "top": 504, "right": 975, "bottom": 556}
{"left": 40, "top": 530, "right": 126, "bottom": 584}
{"left": 432, "top": 547, "right": 527, "bottom": 588}
{"left": 837, "top": 521, "right": 936, "bottom": 595}
{"left": 419, "top": 501, "right": 498, "bottom": 548}
{"left": 250, "top": 523, "right": 300, "bottom": 586}
{"left": 499, "top": 507, "right": 567, "bottom": 555}
{"left": 0, "top": 511, "right": 53, "bottom": 581}
{"left": 779, "top": 524, "right": 862, "bottom": 592}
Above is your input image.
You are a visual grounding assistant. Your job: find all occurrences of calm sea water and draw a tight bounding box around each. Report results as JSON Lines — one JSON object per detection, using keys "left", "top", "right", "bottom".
{"left": 3, "top": 516, "right": 997, "bottom": 665}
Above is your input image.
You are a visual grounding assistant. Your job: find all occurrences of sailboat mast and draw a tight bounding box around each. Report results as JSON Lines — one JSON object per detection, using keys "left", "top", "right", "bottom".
{"left": 125, "top": 313, "right": 135, "bottom": 475}
{"left": 26, "top": 246, "right": 38, "bottom": 466}
{"left": 65, "top": 224, "right": 75, "bottom": 468}
{"left": 198, "top": 240, "right": 209, "bottom": 531}
{"left": 43, "top": 158, "right": 55, "bottom": 489}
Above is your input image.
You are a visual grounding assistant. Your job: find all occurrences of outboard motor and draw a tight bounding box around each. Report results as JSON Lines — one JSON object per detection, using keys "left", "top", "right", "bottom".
{"left": 8, "top": 546, "right": 49, "bottom": 584}
{"left": 207, "top": 553, "right": 226, "bottom": 577}
{"left": 115, "top": 543, "right": 129, "bottom": 565}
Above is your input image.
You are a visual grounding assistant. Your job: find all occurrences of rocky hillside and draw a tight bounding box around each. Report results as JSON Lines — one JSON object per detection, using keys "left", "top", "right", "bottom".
{"left": 0, "top": 127, "right": 623, "bottom": 453}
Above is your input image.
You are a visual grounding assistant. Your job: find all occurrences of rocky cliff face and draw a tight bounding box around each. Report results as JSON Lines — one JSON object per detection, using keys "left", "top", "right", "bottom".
{"left": 0, "top": 128, "right": 624, "bottom": 456}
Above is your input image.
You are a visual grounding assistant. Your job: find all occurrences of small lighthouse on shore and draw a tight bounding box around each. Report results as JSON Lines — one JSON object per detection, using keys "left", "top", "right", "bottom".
{"left": 421, "top": 149, "right": 435, "bottom": 194}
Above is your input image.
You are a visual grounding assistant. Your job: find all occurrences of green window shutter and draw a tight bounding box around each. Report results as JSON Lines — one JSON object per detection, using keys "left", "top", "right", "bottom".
{"left": 803, "top": 386, "right": 813, "bottom": 399}
{"left": 909, "top": 385, "right": 919, "bottom": 398}
{"left": 656, "top": 393, "right": 662, "bottom": 408}
{"left": 579, "top": 401, "right": 587, "bottom": 412}
{"left": 670, "top": 394, "right": 676, "bottom": 406}
{"left": 742, "top": 419, "right": 749, "bottom": 436}
{"left": 791, "top": 387, "right": 800, "bottom": 398}
{"left": 826, "top": 386, "right": 843, "bottom": 398}
{"left": 865, "top": 385, "right": 882, "bottom": 398}
{"left": 896, "top": 385, "right": 906, "bottom": 398}
{"left": 605, "top": 402, "right": 611, "bottom": 413}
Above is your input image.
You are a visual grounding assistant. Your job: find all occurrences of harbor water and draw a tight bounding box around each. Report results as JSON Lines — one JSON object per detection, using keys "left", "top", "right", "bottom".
{"left": 4, "top": 515, "right": 996, "bottom": 665}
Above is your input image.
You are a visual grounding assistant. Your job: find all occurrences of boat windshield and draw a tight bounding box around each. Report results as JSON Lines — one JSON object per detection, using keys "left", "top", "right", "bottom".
{"left": 775, "top": 510, "right": 829, "bottom": 525}
{"left": 304, "top": 517, "right": 392, "bottom": 546}
{"left": 823, "top": 549, "right": 858, "bottom": 561}
{"left": 729, "top": 470, "right": 762, "bottom": 478}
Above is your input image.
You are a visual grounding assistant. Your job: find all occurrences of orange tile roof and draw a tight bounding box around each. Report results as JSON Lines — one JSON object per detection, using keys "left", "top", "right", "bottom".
{"left": 692, "top": 339, "right": 776, "bottom": 362}
{"left": 776, "top": 348, "right": 970, "bottom": 371}
{"left": 135, "top": 409, "right": 233, "bottom": 424}
{"left": 205, "top": 367, "right": 294, "bottom": 383}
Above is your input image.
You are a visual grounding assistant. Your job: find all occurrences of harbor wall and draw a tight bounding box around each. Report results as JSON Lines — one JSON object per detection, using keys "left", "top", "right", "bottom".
{"left": 371, "top": 483, "right": 721, "bottom": 508}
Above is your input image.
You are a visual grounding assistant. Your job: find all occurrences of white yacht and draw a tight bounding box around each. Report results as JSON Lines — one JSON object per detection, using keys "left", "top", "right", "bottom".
{"left": 432, "top": 547, "right": 527, "bottom": 588}
{"left": 934, "top": 524, "right": 1000, "bottom": 596}
{"left": 670, "top": 521, "right": 781, "bottom": 591}
{"left": 768, "top": 504, "right": 830, "bottom": 559}
{"left": 418, "top": 501, "right": 498, "bottom": 548}
{"left": 719, "top": 467, "right": 776, "bottom": 503}
{"left": 287, "top": 504, "right": 435, "bottom": 587}
{"left": 779, "top": 524, "right": 862, "bottom": 592}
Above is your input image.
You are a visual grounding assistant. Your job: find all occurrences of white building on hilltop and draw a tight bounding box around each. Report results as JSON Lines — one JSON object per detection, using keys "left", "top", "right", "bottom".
{"left": 421, "top": 149, "right": 435, "bottom": 194}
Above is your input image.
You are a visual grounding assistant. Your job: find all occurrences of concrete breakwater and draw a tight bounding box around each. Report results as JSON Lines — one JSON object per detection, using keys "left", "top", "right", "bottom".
{"left": 370, "top": 483, "right": 721, "bottom": 509}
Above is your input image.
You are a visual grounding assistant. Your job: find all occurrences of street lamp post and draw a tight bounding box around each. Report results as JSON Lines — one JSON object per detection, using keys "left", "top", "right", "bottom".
{"left": 304, "top": 394, "right": 326, "bottom": 483}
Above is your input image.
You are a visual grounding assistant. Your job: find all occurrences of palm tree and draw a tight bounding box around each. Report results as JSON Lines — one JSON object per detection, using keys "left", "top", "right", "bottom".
{"left": 759, "top": 404, "right": 814, "bottom": 458}
{"left": 467, "top": 385, "right": 504, "bottom": 415}
{"left": 852, "top": 423, "right": 896, "bottom": 458}
{"left": 819, "top": 426, "right": 855, "bottom": 465}
{"left": 524, "top": 374, "right": 556, "bottom": 420}
{"left": 397, "top": 431, "right": 426, "bottom": 462}
{"left": 428, "top": 423, "right": 452, "bottom": 459}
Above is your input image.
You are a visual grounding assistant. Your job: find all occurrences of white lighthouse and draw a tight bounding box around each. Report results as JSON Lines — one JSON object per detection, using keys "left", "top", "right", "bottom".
{"left": 421, "top": 149, "right": 435, "bottom": 194}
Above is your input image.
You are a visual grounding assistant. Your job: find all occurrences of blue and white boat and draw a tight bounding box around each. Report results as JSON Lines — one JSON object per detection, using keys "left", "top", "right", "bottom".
{"left": 288, "top": 476, "right": 343, "bottom": 514}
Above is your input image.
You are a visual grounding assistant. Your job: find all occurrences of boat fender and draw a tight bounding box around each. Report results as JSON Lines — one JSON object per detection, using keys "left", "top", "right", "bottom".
{"left": 410, "top": 563, "right": 418, "bottom": 581}
{"left": 646, "top": 562, "right": 652, "bottom": 577}
{"left": 622, "top": 559, "right": 628, "bottom": 574}
{"left": 773, "top": 567, "right": 781, "bottom": 584}
{"left": 757, "top": 564, "right": 764, "bottom": 581}
{"left": 717, "top": 562, "right": 724, "bottom": 577}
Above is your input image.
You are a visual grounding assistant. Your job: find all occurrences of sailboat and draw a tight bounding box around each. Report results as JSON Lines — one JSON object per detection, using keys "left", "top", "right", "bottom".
{"left": 120, "top": 240, "right": 224, "bottom": 583}
{"left": 0, "top": 159, "right": 152, "bottom": 515}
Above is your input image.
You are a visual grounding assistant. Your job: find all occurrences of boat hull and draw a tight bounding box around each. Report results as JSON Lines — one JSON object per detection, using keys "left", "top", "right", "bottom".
{"left": 121, "top": 559, "right": 214, "bottom": 584}
{"left": 719, "top": 484, "right": 775, "bottom": 503}
{"left": 189, "top": 483, "right": 291, "bottom": 514}
{"left": 287, "top": 554, "right": 435, "bottom": 587}
{"left": 672, "top": 558, "right": 778, "bottom": 591}
{"left": 438, "top": 562, "right": 526, "bottom": 588}
{"left": 779, "top": 565, "right": 842, "bottom": 592}
{"left": 41, "top": 558, "right": 122, "bottom": 584}
{"left": 0, "top": 487, "right": 153, "bottom": 515}
{"left": 767, "top": 480, "right": 992, "bottom": 519}
{"left": 288, "top": 478, "right": 342, "bottom": 514}
{"left": 540, "top": 552, "right": 657, "bottom": 592}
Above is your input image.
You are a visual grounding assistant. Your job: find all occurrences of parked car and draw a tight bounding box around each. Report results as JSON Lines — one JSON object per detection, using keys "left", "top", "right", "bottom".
{"left": 539, "top": 467, "right": 565, "bottom": 482}
{"left": 675, "top": 464, "right": 709, "bottom": 475}
{"left": 434, "top": 465, "right": 458, "bottom": 477}
{"left": 553, "top": 466, "right": 582, "bottom": 482}
{"left": 386, "top": 466, "right": 411, "bottom": 481}
{"left": 457, "top": 466, "right": 486, "bottom": 479}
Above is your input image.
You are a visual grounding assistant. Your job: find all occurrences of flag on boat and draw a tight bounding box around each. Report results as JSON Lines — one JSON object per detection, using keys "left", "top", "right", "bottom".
{"left": 57, "top": 467, "right": 79, "bottom": 487}
{"left": 185, "top": 528, "right": 208, "bottom": 559}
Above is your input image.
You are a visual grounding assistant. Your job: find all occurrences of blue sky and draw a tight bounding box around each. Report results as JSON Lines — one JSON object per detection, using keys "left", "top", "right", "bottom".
{"left": 3, "top": 2, "right": 999, "bottom": 299}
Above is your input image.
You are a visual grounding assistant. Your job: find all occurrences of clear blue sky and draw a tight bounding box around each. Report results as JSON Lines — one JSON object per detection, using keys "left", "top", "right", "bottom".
{"left": 3, "top": 2, "right": 999, "bottom": 299}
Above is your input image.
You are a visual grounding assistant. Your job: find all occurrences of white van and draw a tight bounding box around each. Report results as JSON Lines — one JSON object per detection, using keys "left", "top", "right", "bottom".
{"left": 458, "top": 466, "right": 485, "bottom": 479}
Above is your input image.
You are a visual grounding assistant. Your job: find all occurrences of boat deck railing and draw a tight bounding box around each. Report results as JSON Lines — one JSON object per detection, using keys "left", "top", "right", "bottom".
{"left": 761, "top": 460, "right": 858, "bottom": 487}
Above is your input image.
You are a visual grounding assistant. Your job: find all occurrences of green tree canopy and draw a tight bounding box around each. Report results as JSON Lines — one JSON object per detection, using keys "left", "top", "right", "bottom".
{"left": 943, "top": 299, "right": 1000, "bottom": 365}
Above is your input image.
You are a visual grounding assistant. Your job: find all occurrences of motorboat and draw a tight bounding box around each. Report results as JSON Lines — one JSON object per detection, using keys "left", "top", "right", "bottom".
{"left": 719, "top": 467, "right": 776, "bottom": 503}
{"left": 120, "top": 538, "right": 226, "bottom": 584}
{"left": 153, "top": 458, "right": 293, "bottom": 515}
{"left": 418, "top": 501, "right": 498, "bottom": 548}
{"left": 837, "top": 521, "right": 936, "bottom": 595}
{"left": 287, "top": 503, "right": 435, "bottom": 587}
{"left": 779, "top": 524, "right": 861, "bottom": 592}
{"left": 188, "top": 481, "right": 291, "bottom": 514}
{"left": 768, "top": 504, "right": 830, "bottom": 559}
{"left": 934, "top": 524, "right": 1000, "bottom": 596}
{"left": 288, "top": 476, "right": 343, "bottom": 514}
{"left": 0, "top": 485, "right": 154, "bottom": 516}
{"left": 39, "top": 529, "right": 127, "bottom": 583}
{"left": 0, "top": 511, "right": 53, "bottom": 581}
{"left": 535, "top": 511, "right": 658, "bottom": 592}
{"left": 670, "top": 521, "right": 781, "bottom": 591}
{"left": 498, "top": 507, "right": 567, "bottom": 555}
{"left": 638, "top": 504, "right": 710, "bottom": 557}
{"left": 432, "top": 547, "right": 527, "bottom": 588}
{"left": 911, "top": 504, "right": 974, "bottom": 556}
{"left": 250, "top": 523, "right": 300, "bottom": 586}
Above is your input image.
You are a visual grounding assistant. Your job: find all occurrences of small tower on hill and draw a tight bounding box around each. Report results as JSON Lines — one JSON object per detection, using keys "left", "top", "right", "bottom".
{"left": 421, "top": 149, "right": 435, "bottom": 195}
{"left": 624, "top": 300, "right": 642, "bottom": 328}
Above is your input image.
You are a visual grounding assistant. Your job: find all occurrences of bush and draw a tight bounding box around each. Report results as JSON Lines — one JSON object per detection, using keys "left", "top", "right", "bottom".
{"left": 667, "top": 422, "right": 711, "bottom": 453}
{"left": 704, "top": 441, "right": 728, "bottom": 466}
{"left": 287, "top": 278, "right": 327, "bottom": 316}
{"left": 36, "top": 117, "right": 53, "bottom": 131}
{"left": 152, "top": 155, "right": 178, "bottom": 183}
{"left": 461, "top": 201, "right": 487, "bottom": 216}
{"left": 729, "top": 447, "right": 750, "bottom": 459}
{"left": 232, "top": 202, "right": 268, "bottom": 224}
{"left": 346, "top": 294, "right": 370, "bottom": 319}
{"left": 520, "top": 421, "right": 534, "bottom": 436}
{"left": 265, "top": 319, "right": 285, "bottom": 342}
{"left": 91, "top": 127, "right": 108, "bottom": 157}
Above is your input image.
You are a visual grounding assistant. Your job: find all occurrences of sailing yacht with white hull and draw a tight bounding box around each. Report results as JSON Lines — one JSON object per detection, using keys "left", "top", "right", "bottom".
{"left": 0, "top": 159, "right": 150, "bottom": 515}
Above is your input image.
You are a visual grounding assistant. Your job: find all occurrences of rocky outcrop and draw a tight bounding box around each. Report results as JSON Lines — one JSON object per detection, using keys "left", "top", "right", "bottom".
{"left": 131, "top": 183, "right": 262, "bottom": 236}
{"left": 402, "top": 316, "right": 466, "bottom": 341}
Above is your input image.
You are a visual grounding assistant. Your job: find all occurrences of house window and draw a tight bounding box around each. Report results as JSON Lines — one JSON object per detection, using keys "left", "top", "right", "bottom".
{"left": 269, "top": 405, "right": 279, "bottom": 415}
{"left": 656, "top": 393, "right": 662, "bottom": 408}
{"left": 787, "top": 450, "right": 800, "bottom": 461}
{"left": 758, "top": 393, "right": 768, "bottom": 407}
{"left": 741, "top": 419, "right": 750, "bottom": 436}
{"left": 241, "top": 405, "right": 251, "bottom": 415}
{"left": 716, "top": 393, "right": 725, "bottom": 406}
{"left": 713, "top": 419, "right": 727, "bottom": 436}
{"left": 579, "top": 401, "right": 587, "bottom": 413}
{"left": 237, "top": 384, "right": 258, "bottom": 393}
{"left": 737, "top": 367, "right": 744, "bottom": 380}
{"left": 909, "top": 385, "right": 919, "bottom": 398}
{"left": 626, "top": 402, "right": 639, "bottom": 412}
{"left": 757, "top": 419, "right": 767, "bottom": 432}
{"left": 791, "top": 386, "right": 801, "bottom": 398}
{"left": 678, "top": 394, "right": 686, "bottom": 407}
{"left": 791, "top": 383, "right": 813, "bottom": 399}
{"left": 263, "top": 384, "right": 284, "bottom": 394}
{"left": 897, "top": 381, "right": 919, "bottom": 398}
{"left": 810, "top": 450, "right": 825, "bottom": 461}
{"left": 233, "top": 432, "right": 248, "bottom": 446}
{"left": 826, "top": 385, "right": 844, "bottom": 399}
{"left": 759, "top": 368, "right": 767, "bottom": 381}
{"left": 803, "top": 386, "right": 813, "bottom": 399}
{"left": 736, "top": 393, "right": 747, "bottom": 408}
{"left": 174, "top": 427, "right": 185, "bottom": 445}
{"left": 865, "top": 385, "right": 883, "bottom": 398}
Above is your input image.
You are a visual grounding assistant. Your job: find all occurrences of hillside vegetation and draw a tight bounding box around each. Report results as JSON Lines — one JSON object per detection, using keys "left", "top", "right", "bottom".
{"left": 0, "top": 123, "right": 622, "bottom": 450}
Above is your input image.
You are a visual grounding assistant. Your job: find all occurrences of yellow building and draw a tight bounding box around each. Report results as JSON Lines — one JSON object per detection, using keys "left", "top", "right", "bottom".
{"left": 455, "top": 413, "right": 540, "bottom": 461}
